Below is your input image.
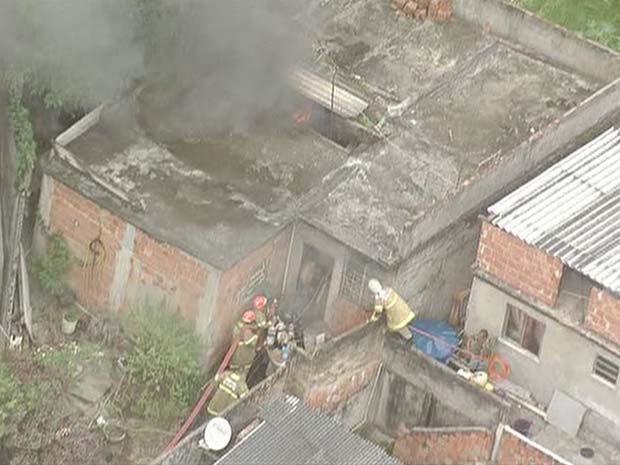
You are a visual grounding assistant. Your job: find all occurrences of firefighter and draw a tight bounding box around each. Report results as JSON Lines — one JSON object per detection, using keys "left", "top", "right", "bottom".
{"left": 229, "top": 311, "right": 259, "bottom": 372}
{"left": 206, "top": 370, "right": 249, "bottom": 416}
{"left": 252, "top": 295, "right": 270, "bottom": 330}
{"left": 368, "top": 279, "right": 415, "bottom": 340}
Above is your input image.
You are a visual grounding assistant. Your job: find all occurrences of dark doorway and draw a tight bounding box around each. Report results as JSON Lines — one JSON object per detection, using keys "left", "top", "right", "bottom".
{"left": 289, "top": 244, "right": 334, "bottom": 328}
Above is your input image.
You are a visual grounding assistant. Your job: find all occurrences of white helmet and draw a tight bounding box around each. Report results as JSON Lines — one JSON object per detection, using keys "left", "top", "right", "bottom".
{"left": 368, "top": 279, "right": 383, "bottom": 294}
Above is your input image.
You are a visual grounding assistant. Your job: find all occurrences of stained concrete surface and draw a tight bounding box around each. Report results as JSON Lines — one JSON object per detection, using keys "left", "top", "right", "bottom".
{"left": 53, "top": 99, "right": 346, "bottom": 269}
{"left": 49, "top": 0, "right": 603, "bottom": 270}
{"left": 533, "top": 424, "right": 620, "bottom": 465}
{"left": 298, "top": 0, "right": 600, "bottom": 265}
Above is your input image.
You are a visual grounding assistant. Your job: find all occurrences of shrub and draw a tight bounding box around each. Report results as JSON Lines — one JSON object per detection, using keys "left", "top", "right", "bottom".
{"left": 121, "top": 306, "right": 202, "bottom": 425}
{"left": 0, "top": 359, "right": 40, "bottom": 437}
{"left": 33, "top": 233, "right": 71, "bottom": 297}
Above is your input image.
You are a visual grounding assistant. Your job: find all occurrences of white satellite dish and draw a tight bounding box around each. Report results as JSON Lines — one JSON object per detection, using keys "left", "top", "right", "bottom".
{"left": 203, "top": 417, "right": 232, "bottom": 451}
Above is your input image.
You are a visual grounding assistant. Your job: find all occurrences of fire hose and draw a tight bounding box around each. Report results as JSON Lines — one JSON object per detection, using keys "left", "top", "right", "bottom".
{"left": 163, "top": 335, "right": 241, "bottom": 453}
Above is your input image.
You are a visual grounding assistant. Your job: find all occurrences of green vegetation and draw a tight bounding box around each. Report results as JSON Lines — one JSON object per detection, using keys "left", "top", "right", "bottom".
{"left": 119, "top": 306, "right": 202, "bottom": 425}
{"left": 513, "top": 0, "right": 620, "bottom": 51}
{"left": 34, "top": 341, "right": 104, "bottom": 377}
{"left": 32, "top": 233, "right": 72, "bottom": 297}
{"left": 0, "top": 359, "right": 40, "bottom": 437}
{"left": 6, "top": 81, "right": 36, "bottom": 190}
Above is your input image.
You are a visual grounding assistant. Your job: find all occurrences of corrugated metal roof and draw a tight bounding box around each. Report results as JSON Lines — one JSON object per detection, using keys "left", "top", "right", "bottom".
{"left": 291, "top": 68, "right": 369, "bottom": 119}
{"left": 215, "top": 395, "right": 402, "bottom": 465}
{"left": 489, "top": 127, "right": 620, "bottom": 294}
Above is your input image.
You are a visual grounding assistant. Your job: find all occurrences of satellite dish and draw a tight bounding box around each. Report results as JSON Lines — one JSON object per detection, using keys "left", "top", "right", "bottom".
{"left": 203, "top": 417, "right": 232, "bottom": 451}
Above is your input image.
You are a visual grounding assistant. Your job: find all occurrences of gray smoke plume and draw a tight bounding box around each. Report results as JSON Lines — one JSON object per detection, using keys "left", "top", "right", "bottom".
{"left": 0, "top": 0, "right": 312, "bottom": 136}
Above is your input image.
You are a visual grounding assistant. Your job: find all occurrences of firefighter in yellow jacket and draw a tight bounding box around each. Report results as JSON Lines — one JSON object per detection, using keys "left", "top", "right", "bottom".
{"left": 229, "top": 311, "right": 259, "bottom": 372}
{"left": 206, "top": 370, "right": 249, "bottom": 416}
{"left": 368, "top": 279, "right": 415, "bottom": 340}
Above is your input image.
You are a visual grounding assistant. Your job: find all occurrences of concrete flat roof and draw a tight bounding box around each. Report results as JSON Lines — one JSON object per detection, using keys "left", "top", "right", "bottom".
{"left": 46, "top": 98, "right": 347, "bottom": 269}
{"left": 298, "top": 0, "right": 600, "bottom": 264}
{"left": 46, "top": 0, "right": 603, "bottom": 268}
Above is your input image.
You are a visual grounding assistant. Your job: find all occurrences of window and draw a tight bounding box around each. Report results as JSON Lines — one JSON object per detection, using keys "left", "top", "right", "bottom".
{"left": 339, "top": 259, "right": 373, "bottom": 307}
{"left": 593, "top": 355, "right": 619, "bottom": 386}
{"left": 503, "top": 304, "right": 546, "bottom": 356}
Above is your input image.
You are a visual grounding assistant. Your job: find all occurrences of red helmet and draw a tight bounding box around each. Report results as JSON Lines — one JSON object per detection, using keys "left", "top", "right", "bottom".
{"left": 253, "top": 295, "right": 268, "bottom": 310}
{"left": 241, "top": 311, "right": 256, "bottom": 324}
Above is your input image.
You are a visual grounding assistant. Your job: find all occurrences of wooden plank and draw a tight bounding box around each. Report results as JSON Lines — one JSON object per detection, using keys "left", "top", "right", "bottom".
{"left": 0, "top": 168, "right": 31, "bottom": 348}
{"left": 18, "top": 243, "right": 33, "bottom": 341}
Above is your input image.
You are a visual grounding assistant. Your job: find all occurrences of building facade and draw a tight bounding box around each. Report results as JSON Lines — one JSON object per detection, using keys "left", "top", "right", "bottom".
{"left": 466, "top": 127, "right": 620, "bottom": 443}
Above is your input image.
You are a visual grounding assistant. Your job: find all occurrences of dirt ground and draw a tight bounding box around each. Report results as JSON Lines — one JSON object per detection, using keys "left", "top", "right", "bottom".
{"left": 1, "top": 288, "right": 180, "bottom": 465}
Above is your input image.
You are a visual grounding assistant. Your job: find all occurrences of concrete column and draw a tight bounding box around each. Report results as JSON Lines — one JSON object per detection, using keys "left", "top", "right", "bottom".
{"left": 108, "top": 223, "right": 136, "bottom": 313}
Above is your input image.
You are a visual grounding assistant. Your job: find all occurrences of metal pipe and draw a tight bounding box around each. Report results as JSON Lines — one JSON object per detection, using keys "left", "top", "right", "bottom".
{"left": 280, "top": 223, "right": 297, "bottom": 297}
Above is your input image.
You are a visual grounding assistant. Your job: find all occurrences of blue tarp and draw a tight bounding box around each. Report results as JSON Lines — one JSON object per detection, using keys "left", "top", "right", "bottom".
{"left": 409, "top": 319, "right": 458, "bottom": 363}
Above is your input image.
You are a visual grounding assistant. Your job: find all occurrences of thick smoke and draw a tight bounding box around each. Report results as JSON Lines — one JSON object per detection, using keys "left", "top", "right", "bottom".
{"left": 0, "top": 0, "right": 311, "bottom": 136}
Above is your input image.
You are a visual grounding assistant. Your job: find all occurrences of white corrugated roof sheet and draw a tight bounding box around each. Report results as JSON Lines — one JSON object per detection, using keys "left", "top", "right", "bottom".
{"left": 291, "top": 68, "right": 369, "bottom": 119}
{"left": 489, "top": 127, "right": 620, "bottom": 293}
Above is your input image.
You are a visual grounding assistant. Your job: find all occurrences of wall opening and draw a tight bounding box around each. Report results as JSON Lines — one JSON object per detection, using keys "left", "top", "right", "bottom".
{"left": 288, "top": 243, "right": 334, "bottom": 330}
{"left": 557, "top": 267, "right": 594, "bottom": 323}
{"left": 503, "top": 304, "right": 545, "bottom": 357}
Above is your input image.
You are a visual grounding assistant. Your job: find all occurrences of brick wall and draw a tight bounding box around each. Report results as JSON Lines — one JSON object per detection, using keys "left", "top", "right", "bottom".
{"left": 477, "top": 222, "right": 563, "bottom": 307}
{"left": 585, "top": 287, "right": 620, "bottom": 346}
{"left": 48, "top": 179, "right": 125, "bottom": 310}
{"left": 46, "top": 178, "right": 213, "bottom": 324}
{"left": 122, "top": 229, "right": 210, "bottom": 321}
{"left": 287, "top": 322, "right": 383, "bottom": 414}
{"left": 496, "top": 428, "right": 568, "bottom": 465}
{"left": 393, "top": 428, "right": 492, "bottom": 465}
{"left": 213, "top": 226, "right": 292, "bottom": 358}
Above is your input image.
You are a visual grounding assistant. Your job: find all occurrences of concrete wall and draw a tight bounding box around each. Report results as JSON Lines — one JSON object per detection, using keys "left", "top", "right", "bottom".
{"left": 396, "top": 218, "right": 478, "bottom": 320}
{"left": 284, "top": 221, "right": 391, "bottom": 337}
{"left": 399, "top": 77, "right": 620, "bottom": 260}
{"left": 379, "top": 335, "right": 510, "bottom": 430}
{"left": 466, "top": 276, "right": 620, "bottom": 425}
{"left": 477, "top": 222, "right": 563, "bottom": 307}
{"left": 454, "top": 0, "right": 620, "bottom": 83}
{"left": 393, "top": 427, "right": 493, "bottom": 465}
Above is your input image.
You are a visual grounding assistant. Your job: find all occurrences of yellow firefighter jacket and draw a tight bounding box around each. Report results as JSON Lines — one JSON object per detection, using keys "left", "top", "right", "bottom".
{"left": 207, "top": 370, "right": 249, "bottom": 416}
{"left": 373, "top": 287, "right": 415, "bottom": 331}
{"left": 230, "top": 321, "right": 259, "bottom": 370}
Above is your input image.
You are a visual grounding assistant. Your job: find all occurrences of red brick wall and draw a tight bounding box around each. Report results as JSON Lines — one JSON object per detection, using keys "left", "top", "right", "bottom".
{"left": 213, "top": 226, "right": 292, "bottom": 357}
{"left": 305, "top": 361, "right": 380, "bottom": 412}
{"left": 47, "top": 178, "right": 211, "bottom": 323}
{"left": 585, "top": 287, "right": 620, "bottom": 346}
{"left": 477, "top": 222, "right": 563, "bottom": 307}
{"left": 393, "top": 429, "right": 492, "bottom": 465}
{"left": 122, "top": 229, "right": 210, "bottom": 321}
{"left": 286, "top": 323, "right": 383, "bottom": 413}
{"left": 496, "top": 430, "right": 567, "bottom": 465}
{"left": 48, "top": 179, "right": 125, "bottom": 310}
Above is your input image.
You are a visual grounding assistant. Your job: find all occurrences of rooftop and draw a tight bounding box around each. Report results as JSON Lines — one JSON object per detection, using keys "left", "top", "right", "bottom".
{"left": 489, "top": 127, "right": 620, "bottom": 295}
{"left": 47, "top": 97, "right": 347, "bottom": 269}
{"left": 214, "top": 395, "right": 402, "bottom": 465}
{"left": 47, "top": 0, "right": 603, "bottom": 267}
